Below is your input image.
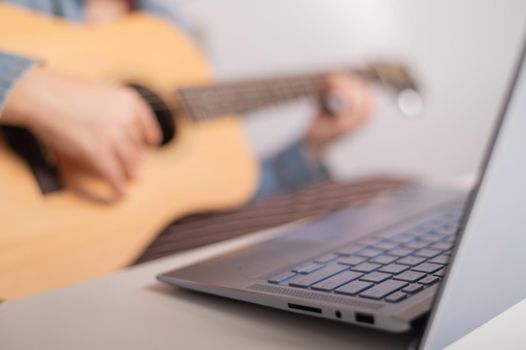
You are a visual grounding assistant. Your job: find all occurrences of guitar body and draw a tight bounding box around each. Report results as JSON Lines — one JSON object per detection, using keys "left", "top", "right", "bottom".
{"left": 0, "top": 5, "right": 258, "bottom": 299}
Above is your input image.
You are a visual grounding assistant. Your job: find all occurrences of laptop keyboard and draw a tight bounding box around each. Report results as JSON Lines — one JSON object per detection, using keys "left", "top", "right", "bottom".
{"left": 268, "top": 204, "right": 463, "bottom": 304}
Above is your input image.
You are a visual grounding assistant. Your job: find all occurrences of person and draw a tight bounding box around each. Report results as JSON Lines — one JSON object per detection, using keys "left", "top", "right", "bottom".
{"left": 0, "top": 0, "right": 374, "bottom": 200}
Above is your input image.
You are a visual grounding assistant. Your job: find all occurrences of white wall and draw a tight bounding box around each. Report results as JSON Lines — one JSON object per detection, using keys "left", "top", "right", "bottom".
{"left": 170, "top": 0, "right": 526, "bottom": 182}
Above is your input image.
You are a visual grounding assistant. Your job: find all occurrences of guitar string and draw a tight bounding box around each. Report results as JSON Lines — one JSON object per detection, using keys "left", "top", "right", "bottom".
{"left": 136, "top": 98, "right": 317, "bottom": 122}
{"left": 134, "top": 86, "right": 324, "bottom": 119}
{"left": 131, "top": 81, "right": 323, "bottom": 106}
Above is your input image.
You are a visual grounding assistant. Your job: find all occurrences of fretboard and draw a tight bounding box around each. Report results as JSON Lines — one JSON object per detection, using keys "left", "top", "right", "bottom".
{"left": 177, "top": 62, "right": 417, "bottom": 122}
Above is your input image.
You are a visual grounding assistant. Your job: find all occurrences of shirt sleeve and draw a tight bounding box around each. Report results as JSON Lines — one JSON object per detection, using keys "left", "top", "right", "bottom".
{"left": 254, "top": 140, "right": 331, "bottom": 200}
{"left": 137, "top": 0, "right": 192, "bottom": 31}
{"left": 0, "top": 52, "right": 38, "bottom": 118}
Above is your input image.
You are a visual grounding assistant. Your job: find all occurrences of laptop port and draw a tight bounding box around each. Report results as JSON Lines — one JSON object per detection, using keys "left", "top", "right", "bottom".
{"left": 287, "top": 303, "right": 322, "bottom": 314}
{"left": 355, "top": 312, "right": 375, "bottom": 325}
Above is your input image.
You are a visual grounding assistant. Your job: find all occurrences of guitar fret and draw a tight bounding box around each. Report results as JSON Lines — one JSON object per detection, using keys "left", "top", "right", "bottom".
{"left": 180, "top": 73, "right": 323, "bottom": 120}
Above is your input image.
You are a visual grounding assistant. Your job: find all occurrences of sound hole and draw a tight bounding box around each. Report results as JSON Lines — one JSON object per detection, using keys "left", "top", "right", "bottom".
{"left": 128, "top": 84, "right": 176, "bottom": 145}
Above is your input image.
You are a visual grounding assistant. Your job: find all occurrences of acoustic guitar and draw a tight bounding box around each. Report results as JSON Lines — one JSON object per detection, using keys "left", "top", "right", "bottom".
{"left": 0, "top": 4, "right": 420, "bottom": 300}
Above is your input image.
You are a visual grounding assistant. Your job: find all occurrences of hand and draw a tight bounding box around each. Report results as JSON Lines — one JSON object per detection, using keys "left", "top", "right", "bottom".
{"left": 305, "top": 73, "right": 374, "bottom": 159}
{"left": 85, "top": 0, "right": 132, "bottom": 24}
{"left": 2, "top": 66, "right": 161, "bottom": 198}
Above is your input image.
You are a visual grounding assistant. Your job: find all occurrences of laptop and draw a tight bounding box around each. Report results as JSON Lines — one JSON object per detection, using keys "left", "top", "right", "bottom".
{"left": 158, "top": 38, "right": 526, "bottom": 349}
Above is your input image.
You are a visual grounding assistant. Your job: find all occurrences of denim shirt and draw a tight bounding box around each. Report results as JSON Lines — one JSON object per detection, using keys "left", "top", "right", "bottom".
{"left": 0, "top": 0, "right": 330, "bottom": 199}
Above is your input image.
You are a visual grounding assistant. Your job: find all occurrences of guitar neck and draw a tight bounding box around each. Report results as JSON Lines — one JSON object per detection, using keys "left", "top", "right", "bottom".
{"left": 177, "top": 63, "right": 417, "bottom": 122}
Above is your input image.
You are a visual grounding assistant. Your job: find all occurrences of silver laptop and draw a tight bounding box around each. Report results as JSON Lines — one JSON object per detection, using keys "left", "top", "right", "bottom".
{"left": 158, "top": 40, "right": 526, "bottom": 349}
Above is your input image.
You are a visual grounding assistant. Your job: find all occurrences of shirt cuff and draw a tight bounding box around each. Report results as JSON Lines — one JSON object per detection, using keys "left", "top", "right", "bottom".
{"left": 0, "top": 52, "right": 38, "bottom": 118}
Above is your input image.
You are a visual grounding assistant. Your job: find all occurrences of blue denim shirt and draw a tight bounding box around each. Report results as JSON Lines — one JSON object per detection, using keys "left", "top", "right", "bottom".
{"left": 0, "top": 0, "right": 330, "bottom": 199}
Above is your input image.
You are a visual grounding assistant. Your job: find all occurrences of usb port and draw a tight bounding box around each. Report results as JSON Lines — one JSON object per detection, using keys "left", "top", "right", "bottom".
{"left": 355, "top": 312, "right": 375, "bottom": 325}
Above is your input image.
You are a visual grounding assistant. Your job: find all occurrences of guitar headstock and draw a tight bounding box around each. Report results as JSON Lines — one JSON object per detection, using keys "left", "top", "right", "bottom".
{"left": 364, "top": 61, "right": 424, "bottom": 117}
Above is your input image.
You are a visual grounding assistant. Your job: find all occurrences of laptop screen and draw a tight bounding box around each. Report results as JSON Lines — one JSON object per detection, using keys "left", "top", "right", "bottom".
{"left": 419, "top": 37, "right": 526, "bottom": 349}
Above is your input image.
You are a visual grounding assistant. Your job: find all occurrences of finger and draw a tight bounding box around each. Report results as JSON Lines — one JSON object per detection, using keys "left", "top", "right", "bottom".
{"left": 359, "top": 81, "right": 375, "bottom": 122}
{"left": 114, "top": 132, "right": 141, "bottom": 181}
{"left": 86, "top": 147, "right": 127, "bottom": 198}
{"left": 341, "top": 82, "right": 374, "bottom": 130}
{"left": 321, "top": 91, "right": 348, "bottom": 116}
{"left": 127, "top": 118, "right": 143, "bottom": 147}
{"left": 323, "top": 75, "right": 364, "bottom": 117}
{"left": 322, "top": 74, "right": 350, "bottom": 116}
{"left": 325, "top": 98, "right": 365, "bottom": 136}
{"left": 134, "top": 96, "right": 162, "bottom": 145}
{"left": 335, "top": 76, "right": 374, "bottom": 126}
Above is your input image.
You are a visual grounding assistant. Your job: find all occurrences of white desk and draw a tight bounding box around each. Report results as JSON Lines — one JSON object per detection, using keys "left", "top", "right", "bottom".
{"left": 1, "top": 224, "right": 525, "bottom": 350}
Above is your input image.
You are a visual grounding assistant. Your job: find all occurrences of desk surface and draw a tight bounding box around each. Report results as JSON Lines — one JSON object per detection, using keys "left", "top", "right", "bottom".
{"left": 1, "top": 223, "right": 525, "bottom": 350}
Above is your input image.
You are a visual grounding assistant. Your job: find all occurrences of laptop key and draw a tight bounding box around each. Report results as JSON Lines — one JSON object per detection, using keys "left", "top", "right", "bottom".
{"left": 419, "top": 275, "right": 440, "bottom": 286}
{"left": 419, "top": 233, "right": 447, "bottom": 243}
{"left": 434, "top": 268, "right": 447, "bottom": 277}
{"left": 385, "top": 291, "right": 408, "bottom": 303}
{"left": 413, "top": 248, "right": 442, "bottom": 258}
{"left": 429, "top": 255, "right": 449, "bottom": 265}
{"left": 391, "top": 234, "right": 417, "bottom": 244}
{"left": 314, "top": 254, "right": 339, "bottom": 264}
{"left": 403, "top": 240, "right": 429, "bottom": 250}
{"left": 387, "top": 247, "right": 414, "bottom": 257}
{"left": 311, "top": 271, "right": 363, "bottom": 291}
{"left": 289, "top": 264, "right": 348, "bottom": 288}
{"left": 359, "top": 280, "right": 408, "bottom": 300}
{"left": 292, "top": 262, "right": 324, "bottom": 274}
{"left": 338, "top": 256, "right": 367, "bottom": 266}
{"left": 397, "top": 256, "right": 426, "bottom": 266}
{"left": 402, "top": 283, "right": 424, "bottom": 294}
{"left": 337, "top": 245, "right": 365, "bottom": 256}
{"left": 361, "top": 272, "right": 392, "bottom": 283}
{"left": 439, "top": 223, "right": 460, "bottom": 234}
{"left": 372, "top": 240, "right": 399, "bottom": 250}
{"left": 350, "top": 262, "right": 381, "bottom": 273}
{"left": 393, "top": 270, "right": 426, "bottom": 282}
{"left": 430, "top": 241, "right": 454, "bottom": 251}
{"left": 268, "top": 271, "right": 296, "bottom": 284}
{"left": 369, "top": 254, "right": 398, "bottom": 265}
{"left": 428, "top": 218, "right": 447, "bottom": 227}
{"left": 335, "top": 280, "right": 373, "bottom": 296}
{"left": 379, "top": 263, "right": 409, "bottom": 274}
{"left": 443, "top": 235, "right": 456, "bottom": 242}
{"left": 414, "top": 224, "right": 433, "bottom": 234}
{"left": 447, "top": 225, "right": 460, "bottom": 234}
{"left": 355, "top": 248, "right": 384, "bottom": 258}
{"left": 412, "top": 262, "right": 443, "bottom": 274}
